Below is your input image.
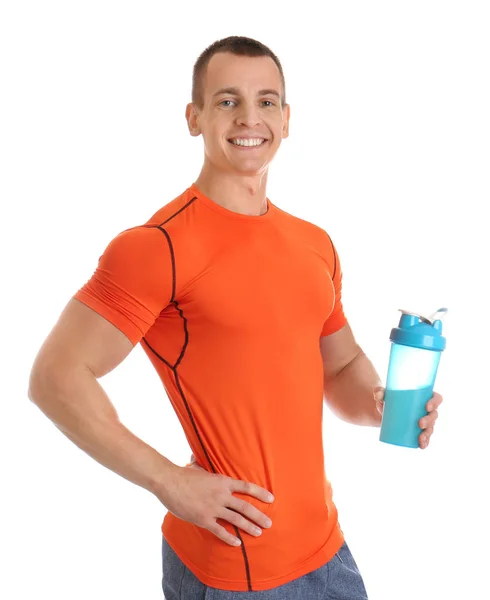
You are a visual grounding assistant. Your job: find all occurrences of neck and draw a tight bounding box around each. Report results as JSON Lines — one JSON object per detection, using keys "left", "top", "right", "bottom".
{"left": 193, "top": 168, "right": 269, "bottom": 217}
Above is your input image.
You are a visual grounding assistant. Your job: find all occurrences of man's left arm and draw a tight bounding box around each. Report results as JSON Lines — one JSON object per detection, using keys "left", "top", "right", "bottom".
{"left": 321, "top": 322, "right": 442, "bottom": 448}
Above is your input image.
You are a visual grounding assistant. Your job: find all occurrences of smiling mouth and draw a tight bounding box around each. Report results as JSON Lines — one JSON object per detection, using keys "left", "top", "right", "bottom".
{"left": 227, "top": 139, "right": 269, "bottom": 149}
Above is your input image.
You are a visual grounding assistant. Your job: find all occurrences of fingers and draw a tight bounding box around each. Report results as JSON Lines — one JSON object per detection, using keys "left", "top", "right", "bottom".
{"left": 374, "top": 387, "right": 385, "bottom": 416}
{"left": 419, "top": 410, "right": 439, "bottom": 430}
{"left": 206, "top": 498, "right": 273, "bottom": 547}
{"left": 226, "top": 496, "right": 273, "bottom": 529}
{"left": 171, "top": 465, "right": 275, "bottom": 549}
{"left": 419, "top": 409, "right": 438, "bottom": 448}
{"left": 427, "top": 391, "right": 443, "bottom": 411}
{"left": 419, "top": 392, "right": 443, "bottom": 448}
{"left": 419, "top": 425, "right": 434, "bottom": 449}
{"left": 236, "top": 479, "right": 275, "bottom": 504}
{"left": 207, "top": 520, "right": 243, "bottom": 547}
{"left": 208, "top": 478, "right": 274, "bottom": 544}
{"left": 219, "top": 508, "right": 266, "bottom": 538}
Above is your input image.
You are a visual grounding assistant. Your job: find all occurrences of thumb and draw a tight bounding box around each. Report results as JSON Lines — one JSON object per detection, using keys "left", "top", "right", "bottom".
{"left": 373, "top": 386, "right": 385, "bottom": 402}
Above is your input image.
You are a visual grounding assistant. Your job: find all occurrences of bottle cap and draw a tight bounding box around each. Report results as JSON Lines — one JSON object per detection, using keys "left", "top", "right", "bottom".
{"left": 390, "top": 308, "right": 447, "bottom": 351}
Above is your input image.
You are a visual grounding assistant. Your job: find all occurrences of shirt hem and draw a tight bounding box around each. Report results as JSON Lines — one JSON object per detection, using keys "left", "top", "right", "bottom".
{"left": 321, "top": 316, "right": 348, "bottom": 337}
{"left": 73, "top": 292, "right": 142, "bottom": 346}
{"left": 161, "top": 522, "right": 344, "bottom": 592}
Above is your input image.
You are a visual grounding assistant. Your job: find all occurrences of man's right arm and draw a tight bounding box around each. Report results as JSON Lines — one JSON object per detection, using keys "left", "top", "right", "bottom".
{"left": 28, "top": 297, "right": 276, "bottom": 546}
{"left": 27, "top": 297, "right": 177, "bottom": 497}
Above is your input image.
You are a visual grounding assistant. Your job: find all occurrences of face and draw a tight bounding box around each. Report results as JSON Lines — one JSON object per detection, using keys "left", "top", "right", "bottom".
{"left": 186, "top": 52, "right": 290, "bottom": 177}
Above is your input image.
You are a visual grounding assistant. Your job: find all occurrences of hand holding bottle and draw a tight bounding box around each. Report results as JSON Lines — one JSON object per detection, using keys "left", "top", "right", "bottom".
{"left": 378, "top": 308, "right": 447, "bottom": 448}
{"left": 374, "top": 386, "right": 443, "bottom": 449}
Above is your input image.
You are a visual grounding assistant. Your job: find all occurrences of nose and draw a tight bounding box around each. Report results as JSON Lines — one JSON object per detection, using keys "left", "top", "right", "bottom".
{"left": 235, "top": 101, "right": 261, "bottom": 128}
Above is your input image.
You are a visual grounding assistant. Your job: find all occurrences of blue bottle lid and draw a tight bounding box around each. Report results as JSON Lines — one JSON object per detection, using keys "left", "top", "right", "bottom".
{"left": 390, "top": 308, "right": 447, "bottom": 351}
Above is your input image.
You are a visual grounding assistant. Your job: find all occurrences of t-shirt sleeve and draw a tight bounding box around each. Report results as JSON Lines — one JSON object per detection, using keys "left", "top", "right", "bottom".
{"left": 321, "top": 234, "right": 348, "bottom": 337}
{"left": 73, "top": 226, "right": 173, "bottom": 345}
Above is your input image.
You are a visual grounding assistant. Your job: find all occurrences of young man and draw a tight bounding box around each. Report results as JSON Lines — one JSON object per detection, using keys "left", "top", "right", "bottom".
{"left": 28, "top": 36, "right": 442, "bottom": 599}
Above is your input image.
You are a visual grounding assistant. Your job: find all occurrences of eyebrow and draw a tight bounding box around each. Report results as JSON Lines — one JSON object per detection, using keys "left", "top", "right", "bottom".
{"left": 212, "top": 87, "right": 281, "bottom": 99}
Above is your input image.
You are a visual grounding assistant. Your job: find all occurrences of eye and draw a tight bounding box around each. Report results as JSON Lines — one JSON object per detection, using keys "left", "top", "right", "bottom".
{"left": 219, "top": 99, "right": 275, "bottom": 108}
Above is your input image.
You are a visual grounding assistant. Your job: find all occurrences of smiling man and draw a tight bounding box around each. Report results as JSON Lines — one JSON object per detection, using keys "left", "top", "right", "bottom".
{"left": 28, "top": 36, "right": 442, "bottom": 599}
{"left": 187, "top": 49, "right": 289, "bottom": 208}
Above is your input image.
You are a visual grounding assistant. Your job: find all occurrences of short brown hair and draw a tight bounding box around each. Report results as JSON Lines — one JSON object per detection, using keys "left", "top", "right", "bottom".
{"left": 192, "top": 36, "right": 286, "bottom": 110}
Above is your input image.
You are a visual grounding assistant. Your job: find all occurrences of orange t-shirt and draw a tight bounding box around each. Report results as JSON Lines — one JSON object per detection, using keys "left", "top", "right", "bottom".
{"left": 74, "top": 183, "right": 348, "bottom": 592}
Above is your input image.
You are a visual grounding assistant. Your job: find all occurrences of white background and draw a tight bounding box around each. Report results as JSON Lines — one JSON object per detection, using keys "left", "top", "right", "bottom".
{"left": 1, "top": 1, "right": 488, "bottom": 598}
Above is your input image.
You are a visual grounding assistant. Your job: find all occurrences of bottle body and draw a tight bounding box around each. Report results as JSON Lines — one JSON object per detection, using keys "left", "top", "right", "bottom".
{"left": 379, "top": 343, "right": 441, "bottom": 448}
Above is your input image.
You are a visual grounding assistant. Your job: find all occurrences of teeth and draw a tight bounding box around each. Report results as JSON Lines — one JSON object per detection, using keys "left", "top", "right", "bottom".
{"left": 230, "top": 138, "right": 265, "bottom": 147}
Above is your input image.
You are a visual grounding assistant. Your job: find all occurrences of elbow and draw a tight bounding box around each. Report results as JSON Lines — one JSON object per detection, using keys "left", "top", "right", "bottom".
{"left": 28, "top": 356, "right": 80, "bottom": 406}
{"left": 323, "top": 396, "right": 357, "bottom": 424}
{"left": 27, "top": 360, "right": 94, "bottom": 434}
{"left": 28, "top": 361, "right": 57, "bottom": 405}
{"left": 28, "top": 362, "right": 44, "bottom": 404}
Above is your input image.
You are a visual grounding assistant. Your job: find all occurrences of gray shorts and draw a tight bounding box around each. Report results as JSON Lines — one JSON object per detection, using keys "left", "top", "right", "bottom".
{"left": 161, "top": 535, "right": 368, "bottom": 599}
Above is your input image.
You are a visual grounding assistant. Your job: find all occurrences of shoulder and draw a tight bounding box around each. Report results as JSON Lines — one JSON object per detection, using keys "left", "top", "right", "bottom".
{"left": 145, "top": 186, "right": 198, "bottom": 229}
{"left": 273, "top": 204, "right": 335, "bottom": 250}
{"left": 104, "top": 186, "right": 198, "bottom": 255}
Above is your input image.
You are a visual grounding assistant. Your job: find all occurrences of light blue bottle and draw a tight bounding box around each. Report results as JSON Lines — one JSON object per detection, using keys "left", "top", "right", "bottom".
{"left": 379, "top": 308, "right": 447, "bottom": 448}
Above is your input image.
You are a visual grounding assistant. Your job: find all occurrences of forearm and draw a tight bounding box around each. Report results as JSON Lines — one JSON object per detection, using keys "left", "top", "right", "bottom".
{"left": 28, "top": 366, "right": 176, "bottom": 497}
{"left": 323, "top": 350, "right": 382, "bottom": 427}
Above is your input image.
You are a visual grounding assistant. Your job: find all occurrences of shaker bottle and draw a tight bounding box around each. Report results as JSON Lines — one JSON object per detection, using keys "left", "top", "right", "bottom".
{"left": 379, "top": 308, "right": 447, "bottom": 448}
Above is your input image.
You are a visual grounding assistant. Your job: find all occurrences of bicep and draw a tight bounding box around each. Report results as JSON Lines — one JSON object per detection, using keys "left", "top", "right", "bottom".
{"left": 31, "top": 298, "right": 134, "bottom": 386}
{"left": 29, "top": 225, "right": 173, "bottom": 399}
{"left": 320, "top": 322, "right": 362, "bottom": 380}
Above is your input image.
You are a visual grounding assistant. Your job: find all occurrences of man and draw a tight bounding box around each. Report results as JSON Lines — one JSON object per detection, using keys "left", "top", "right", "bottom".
{"left": 28, "top": 36, "right": 442, "bottom": 599}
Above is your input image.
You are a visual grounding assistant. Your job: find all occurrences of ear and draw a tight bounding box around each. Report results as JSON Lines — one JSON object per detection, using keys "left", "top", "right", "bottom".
{"left": 282, "top": 103, "right": 290, "bottom": 139}
{"left": 185, "top": 102, "right": 201, "bottom": 137}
